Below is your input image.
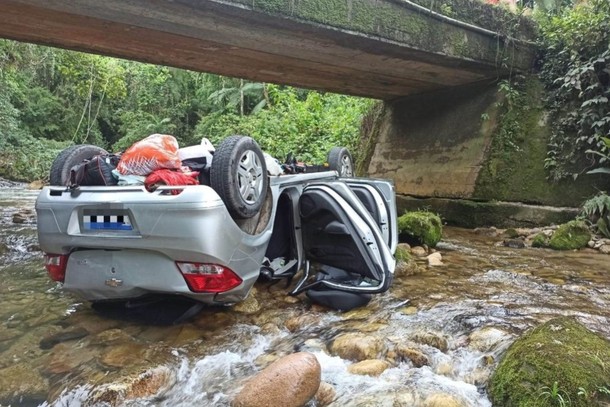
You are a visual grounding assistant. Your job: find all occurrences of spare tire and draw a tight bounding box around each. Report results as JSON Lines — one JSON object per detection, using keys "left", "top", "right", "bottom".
{"left": 327, "top": 147, "right": 354, "bottom": 177}
{"left": 49, "top": 144, "right": 109, "bottom": 186}
{"left": 210, "top": 136, "right": 268, "bottom": 219}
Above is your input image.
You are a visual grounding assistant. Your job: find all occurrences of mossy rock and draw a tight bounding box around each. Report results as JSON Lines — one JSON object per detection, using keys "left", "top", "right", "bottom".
{"left": 397, "top": 211, "right": 442, "bottom": 248}
{"left": 548, "top": 220, "right": 591, "bottom": 250}
{"left": 489, "top": 317, "right": 610, "bottom": 407}
{"left": 531, "top": 233, "right": 549, "bottom": 248}
{"left": 394, "top": 244, "right": 411, "bottom": 262}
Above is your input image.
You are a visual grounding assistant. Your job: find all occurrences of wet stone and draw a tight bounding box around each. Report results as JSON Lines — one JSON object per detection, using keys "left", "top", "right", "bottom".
{"left": 39, "top": 327, "right": 89, "bottom": 350}
{"left": 468, "top": 326, "right": 510, "bottom": 352}
{"left": 411, "top": 246, "right": 428, "bottom": 257}
{"left": 599, "top": 244, "right": 610, "bottom": 254}
{"left": 0, "top": 363, "right": 48, "bottom": 404}
{"left": 423, "top": 393, "right": 465, "bottom": 407}
{"left": 395, "top": 345, "right": 429, "bottom": 367}
{"left": 330, "top": 333, "right": 385, "bottom": 361}
{"left": 347, "top": 359, "right": 390, "bottom": 376}
{"left": 232, "top": 352, "right": 321, "bottom": 407}
{"left": 233, "top": 293, "right": 261, "bottom": 314}
{"left": 314, "top": 382, "right": 336, "bottom": 407}
{"left": 427, "top": 252, "right": 443, "bottom": 266}
{"left": 411, "top": 331, "right": 449, "bottom": 353}
{"left": 100, "top": 343, "right": 146, "bottom": 368}
{"left": 285, "top": 314, "right": 320, "bottom": 332}
{"left": 88, "top": 366, "right": 175, "bottom": 406}
{"left": 91, "top": 328, "right": 133, "bottom": 345}
{"left": 503, "top": 239, "right": 526, "bottom": 248}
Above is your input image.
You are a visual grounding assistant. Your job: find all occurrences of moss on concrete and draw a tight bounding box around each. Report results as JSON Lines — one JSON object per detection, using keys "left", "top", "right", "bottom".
{"left": 548, "top": 220, "right": 591, "bottom": 251}
{"left": 397, "top": 211, "right": 442, "bottom": 247}
{"left": 489, "top": 317, "right": 610, "bottom": 407}
{"left": 396, "top": 195, "right": 579, "bottom": 228}
{"left": 241, "top": 0, "right": 535, "bottom": 69}
{"left": 474, "top": 77, "right": 609, "bottom": 207}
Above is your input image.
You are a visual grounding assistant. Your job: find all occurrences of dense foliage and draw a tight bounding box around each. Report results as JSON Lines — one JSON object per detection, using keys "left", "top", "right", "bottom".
{"left": 537, "top": 0, "right": 610, "bottom": 181}
{"left": 0, "top": 40, "right": 371, "bottom": 182}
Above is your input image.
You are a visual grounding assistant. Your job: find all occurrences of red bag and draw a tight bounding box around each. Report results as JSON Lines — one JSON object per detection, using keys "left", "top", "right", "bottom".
{"left": 145, "top": 168, "right": 199, "bottom": 195}
{"left": 117, "top": 134, "right": 181, "bottom": 176}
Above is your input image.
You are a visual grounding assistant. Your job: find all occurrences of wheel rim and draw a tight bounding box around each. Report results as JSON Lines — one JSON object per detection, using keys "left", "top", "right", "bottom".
{"left": 237, "top": 150, "right": 264, "bottom": 204}
{"left": 340, "top": 154, "right": 353, "bottom": 177}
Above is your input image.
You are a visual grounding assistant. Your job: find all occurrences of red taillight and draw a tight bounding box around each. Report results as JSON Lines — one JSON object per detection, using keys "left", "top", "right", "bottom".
{"left": 176, "top": 262, "right": 242, "bottom": 293}
{"left": 44, "top": 253, "right": 69, "bottom": 282}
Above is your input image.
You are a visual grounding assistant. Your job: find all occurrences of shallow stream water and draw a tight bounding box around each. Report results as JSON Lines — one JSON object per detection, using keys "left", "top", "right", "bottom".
{"left": 1, "top": 186, "right": 609, "bottom": 406}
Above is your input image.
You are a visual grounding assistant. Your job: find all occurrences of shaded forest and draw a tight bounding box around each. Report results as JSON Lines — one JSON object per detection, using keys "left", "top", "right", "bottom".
{"left": 0, "top": 40, "right": 372, "bottom": 182}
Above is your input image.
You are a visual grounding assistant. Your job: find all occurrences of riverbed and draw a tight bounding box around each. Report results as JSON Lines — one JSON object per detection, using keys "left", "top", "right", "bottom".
{"left": 1, "top": 186, "right": 609, "bottom": 406}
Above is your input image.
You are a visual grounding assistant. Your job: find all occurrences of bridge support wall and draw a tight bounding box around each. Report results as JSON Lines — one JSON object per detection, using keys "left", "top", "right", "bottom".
{"left": 364, "top": 78, "right": 610, "bottom": 226}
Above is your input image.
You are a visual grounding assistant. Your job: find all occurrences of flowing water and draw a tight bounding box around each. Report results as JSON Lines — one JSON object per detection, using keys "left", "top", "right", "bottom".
{"left": 1, "top": 186, "right": 609, "bottom": 406}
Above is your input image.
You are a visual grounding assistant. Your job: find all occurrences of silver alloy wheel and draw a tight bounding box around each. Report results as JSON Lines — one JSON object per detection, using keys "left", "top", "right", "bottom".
{"left": 237, "top": 150, "right": 264, "bottom": 204}
{"left": 340, "top": 155, "right": 353, "bottom": 177}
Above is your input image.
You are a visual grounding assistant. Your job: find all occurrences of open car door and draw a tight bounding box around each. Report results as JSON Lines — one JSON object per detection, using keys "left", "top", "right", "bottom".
{"left": 292, "top": 180, "right": 396, "bottom": 310}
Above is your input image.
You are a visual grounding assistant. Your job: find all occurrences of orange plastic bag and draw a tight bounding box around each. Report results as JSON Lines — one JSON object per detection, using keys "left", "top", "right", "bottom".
{"left": 117, "top": 134, "right": 182, "bottom": 176}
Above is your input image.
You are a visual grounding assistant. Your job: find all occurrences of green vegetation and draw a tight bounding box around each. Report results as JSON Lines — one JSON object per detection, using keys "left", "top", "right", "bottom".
{"left": 548, "top": 220, "right": 591, "bottom": 250}
{"left": 537, "top": 0, "right": 610, "bottom": 182}
{"left": 490, "top": 317, "right": 610, "bottom": 407}
{"left": 0, "top": 40, "right": 371, "bottom": 182}
{"left": 532, "top": 233, "right": 549, "bottom": 248}
{"left": 397, "top": 211, "right": 443, "bottom": 248}
{"left": 394, "top": 244, "right": 411, "bottom": 262}
{"left": 581, "top": 193, "right": 610, "bottom": 238}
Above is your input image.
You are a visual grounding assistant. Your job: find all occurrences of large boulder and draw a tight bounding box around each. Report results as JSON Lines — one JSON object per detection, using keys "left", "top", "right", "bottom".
{"left": 397, "top": 211, "right": 442, "bottom": 247}
{"left": 489, "top": 317, "right": 610, "bottom": 407}
{"left": 548, "top": 220, "right": 591, "bottom": 250}
{"left": 232, "top": 352, "right": 321, "bottom": 407}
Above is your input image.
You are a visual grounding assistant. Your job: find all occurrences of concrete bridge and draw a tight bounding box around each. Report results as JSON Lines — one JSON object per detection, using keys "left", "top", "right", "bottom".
{"left": 0, "top": 0, "right": 535, "bottom": 99}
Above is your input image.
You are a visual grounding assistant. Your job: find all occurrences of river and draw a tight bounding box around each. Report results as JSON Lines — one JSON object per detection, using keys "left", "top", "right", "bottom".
{"left": 1, "top": 186, "right": 609, "bottom": 406}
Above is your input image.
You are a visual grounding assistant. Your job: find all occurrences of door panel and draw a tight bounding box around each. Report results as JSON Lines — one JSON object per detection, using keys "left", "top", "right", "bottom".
{"left": 299, "top": 181, "right": 395, "bottom": 293}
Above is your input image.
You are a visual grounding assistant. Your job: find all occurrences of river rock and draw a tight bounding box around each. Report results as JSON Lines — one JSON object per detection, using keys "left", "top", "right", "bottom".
{"left": 411, "top": 331, "right": 448, "bottom": 353}
{"left": 232, "top": 352, "right": 321, "bottom": 407}
{"left": 100, "top": 342, "right": 146, "bottom": 368}
{"left": 503, "top": 239, "right": 525, "bottom": 248}
{"left": 395, "top": 345, "right": 429, "bottom": 367}
{"left": 285, "top": 314, "right": 320, "bottom": 332}
{"left": 28, "top": 180, "right": 44, "bottom": 190}
{"left": 39, "top": 327, "right": 89, "bottom": 349}
{"left": 489, "top": 317, "right": 610, "bottom": 406}
{"left": 347, "top": 359, "right": 390, "bottom": 376}
{"left": 12, "top": 212, "right": 28, "bottom": 224}
{"left": 233, "top": 289, "right": 261, "bottom": 314}
{"left": 0, "top": 363, "right": 48, "bottom": 404}
{"left": 330, "top": 333, "right": 385, "bottom": 361}
{"left": 89, "top": 366, "right": 175, "bottom": 406}
{"left": 411, "top": 246, "right": 428, "bottom": 257}
{"left": 468, "top": 326, "right": 510, "bottom": 352}
{"left": 314, "top": 382, "right": 336, "bottom": 406}
{"left": 426, "top": 252, "right": 443, "bottom": 266}
{"left": 549, "top": 220, "right": 591, "bottom": 250}
{"left": 474, "top": 227, "right": 498, "bottom": 237}
{"left": 599, "top": 244, "right": 610, "bottom": 254}
{"left": 423, "top": 393, "right": 465, "bottom": 407}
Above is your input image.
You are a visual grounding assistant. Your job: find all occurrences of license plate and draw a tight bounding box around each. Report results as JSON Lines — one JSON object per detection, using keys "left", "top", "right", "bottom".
{"left": 83, "top": 213, "right": 133, "bottom": 231}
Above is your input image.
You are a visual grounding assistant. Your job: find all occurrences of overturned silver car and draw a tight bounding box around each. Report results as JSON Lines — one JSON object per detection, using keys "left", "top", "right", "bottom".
{"left": 36, "top": 136, "right": 397, "bottom": 312}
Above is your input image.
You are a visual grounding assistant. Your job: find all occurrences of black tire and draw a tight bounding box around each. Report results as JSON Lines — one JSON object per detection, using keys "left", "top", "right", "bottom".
{"left": 210, "top": 135, "right": 269, "bottom": 219}
{"left": 327, "top": 147, "right": 354, "bottom": 177}
{"left": 49, "top": 144, "right": 108, "bottom": 186}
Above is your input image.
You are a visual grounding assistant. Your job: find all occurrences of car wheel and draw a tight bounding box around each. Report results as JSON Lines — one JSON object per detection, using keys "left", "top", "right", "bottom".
{"left": 49, "top": 144, "right": 109, "bottom": 186}
{"left": 210, "top": 135, "right": 269, "bottom": 219}
{"left": 327, "top": 147, "right": 354, "bottom": 177}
